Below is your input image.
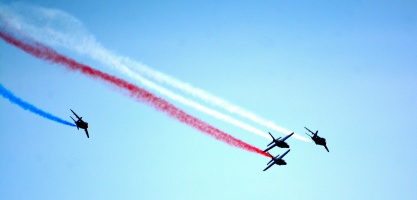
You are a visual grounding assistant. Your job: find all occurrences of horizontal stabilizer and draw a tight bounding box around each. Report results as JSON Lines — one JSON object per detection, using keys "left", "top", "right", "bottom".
{"left": 267, "top": 158, "right": 274, "bottom": 165}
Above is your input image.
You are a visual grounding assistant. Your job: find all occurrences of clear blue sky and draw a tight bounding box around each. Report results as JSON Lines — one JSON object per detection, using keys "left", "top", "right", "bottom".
{"left": 1, "top": 1, "right": 417, "bottom": 199}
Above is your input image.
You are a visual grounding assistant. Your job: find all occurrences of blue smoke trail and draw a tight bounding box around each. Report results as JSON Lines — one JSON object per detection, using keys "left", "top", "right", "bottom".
{"left": 0, "top": 83, "right": 75, "bottom": 127}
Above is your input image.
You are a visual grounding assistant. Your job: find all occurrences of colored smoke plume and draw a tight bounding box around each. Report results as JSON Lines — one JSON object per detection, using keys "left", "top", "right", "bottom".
{"left": 0, "top": 28, "right": 270, "bottom": 157}
{"left": 0, "top": 83, "right": 75, "bottom": 127}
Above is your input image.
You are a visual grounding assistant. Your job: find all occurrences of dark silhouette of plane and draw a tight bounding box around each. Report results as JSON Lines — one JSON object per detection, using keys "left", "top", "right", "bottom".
{"left": 70, "top": 109, "right": 89, "bottom": 138}
{"left": 305, "top": 127, "right": 328, "bottom": 152}
{"left": 263, "top": 132, "right": 294, "bottom": 152}
{"left": 263, "top": 149, "right": 290, "bottom": 171}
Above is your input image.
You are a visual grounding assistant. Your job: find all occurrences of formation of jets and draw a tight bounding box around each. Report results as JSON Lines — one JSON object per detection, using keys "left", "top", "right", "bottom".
{"left": 66, "top": 109, "right": 328, "bottom": 172}
{"left": 263, "top": 127, "right": 328, "bottom": 171}
{"left": 262, "top": 132, "right": 293, "bottom": 171}
{"left": 70, "top": 109, "right": 89, "bottom": 138}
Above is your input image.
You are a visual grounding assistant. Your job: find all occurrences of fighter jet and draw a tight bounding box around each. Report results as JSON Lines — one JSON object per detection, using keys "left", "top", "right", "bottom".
{"left": 70, "top": 109, "right": 89, "bottom": 138}
{"left": 304, "top": 127, "right": 328, "bottom": 152}
{"left": 263, "top": 149, "right": 290, "bottom": 171}
{"left": 263, "top": 132, "right": 294, "bottom": 152}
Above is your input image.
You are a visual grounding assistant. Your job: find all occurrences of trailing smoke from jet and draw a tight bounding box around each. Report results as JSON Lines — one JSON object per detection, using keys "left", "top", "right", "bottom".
{"left": 0, "top": 83, "right": 75, "bottom": 127}
{"left": 0, "top": 28, "right": 270, "bottom": 157}
{"left": 0, "top": 3, "right": 309, "bottom": 142}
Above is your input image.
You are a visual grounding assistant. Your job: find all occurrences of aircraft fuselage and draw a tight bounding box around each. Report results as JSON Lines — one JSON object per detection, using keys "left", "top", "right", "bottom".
{"left": 76, "top": 121, "right": 88, "bottom": 129}
{"left": 312, "top": 137, "right": 326, "bottom": 146}
{"left": 274, "top": 159, "right": 287, "bottom": 165}
{"left": 276, "top": 141, "right": 290, "bottom": 148}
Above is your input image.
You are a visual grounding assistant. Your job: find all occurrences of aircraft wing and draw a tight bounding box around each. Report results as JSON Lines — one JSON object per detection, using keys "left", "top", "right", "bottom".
{"left": 281, "top": 132, "right": 294, "bottom": 141}
{"left": 324, "top": 145, "right": 329, "bottom": 152}
{"left": 263, "top": 144, "right": 276, "bottom": 152}
{"left": 278, "top": 149, "right": 290, "bottom": 159}
{"left": 263, "top": 163, "right": 274, "bottom": 171}
{"left": 84, "top": 129, "right": 89, "bottom": 138}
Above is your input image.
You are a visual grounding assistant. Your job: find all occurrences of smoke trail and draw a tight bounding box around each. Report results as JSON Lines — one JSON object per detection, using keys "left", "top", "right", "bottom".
{"left": 122, "top": 74, "right": 272, "bottom": 139}
{"left": 0, "top": 3, "right": 309, "bottom": 142}
{"left": 0, "top": 83, "right": 75, "bottom": 127}
{"left": 0, "top": 28, "right": 270, "bottom": 157}
{"left": 0, "top": 3, "right": 270, "bottom": 140}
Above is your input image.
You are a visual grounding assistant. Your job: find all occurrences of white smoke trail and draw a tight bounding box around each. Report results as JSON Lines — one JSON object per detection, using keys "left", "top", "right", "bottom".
{"left": 0, "top": 2, "right": 309, "bottom": 142}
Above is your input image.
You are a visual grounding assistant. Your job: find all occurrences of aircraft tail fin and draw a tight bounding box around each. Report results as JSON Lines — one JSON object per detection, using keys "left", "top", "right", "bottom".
{"left": 268, "top": 132, "right": 275, "bottom": 140}
{"left": 267, "top": 132, "right": 276, "bottom": 146}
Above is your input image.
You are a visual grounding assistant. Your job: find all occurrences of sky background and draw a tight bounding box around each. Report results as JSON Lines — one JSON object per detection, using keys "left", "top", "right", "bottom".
{"left": 1, "top": 1, "right": 417, "bottom": 199}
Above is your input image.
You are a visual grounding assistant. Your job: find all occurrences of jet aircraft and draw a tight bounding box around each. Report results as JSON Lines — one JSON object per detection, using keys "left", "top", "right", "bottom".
{"left": 263, "top": 132, "right": 294, "bottom": 152}
{"left": 263, "top": 149, "right": 290, "bottom": 171}
{"left": 70, "top": 109, "right": 89, "bottom": 138}
{"left": 304, "top": 127, "right": 328, "bottom": 152}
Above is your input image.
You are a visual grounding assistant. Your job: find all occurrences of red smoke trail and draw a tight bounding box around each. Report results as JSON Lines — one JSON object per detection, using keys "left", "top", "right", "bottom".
{"left": 0, "top": 29, "right": 270, "bottom": 157}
